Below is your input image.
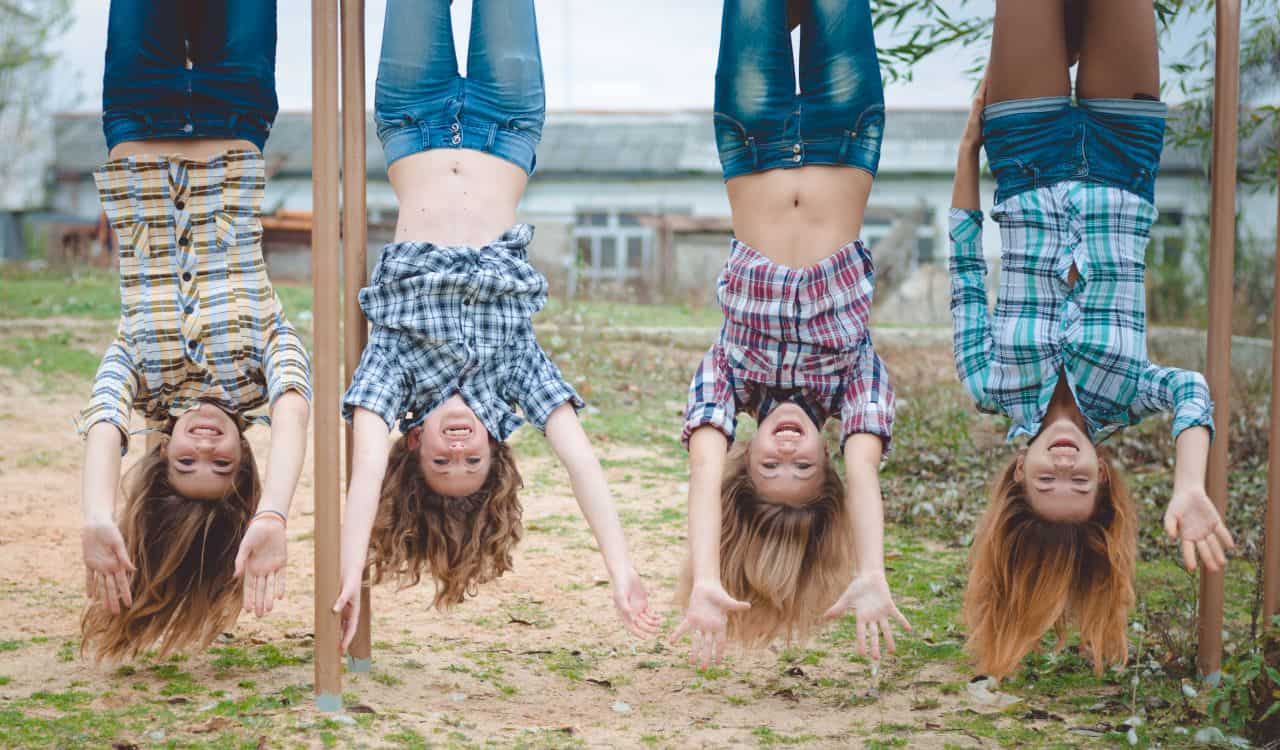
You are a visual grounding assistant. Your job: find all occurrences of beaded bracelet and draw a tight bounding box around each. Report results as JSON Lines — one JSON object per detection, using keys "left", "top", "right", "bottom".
{"left": 252, "top": 509, "right": 288, "bottom": 527}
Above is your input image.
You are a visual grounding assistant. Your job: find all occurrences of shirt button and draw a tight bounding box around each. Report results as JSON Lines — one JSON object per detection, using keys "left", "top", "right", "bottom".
{"left": 175, "top": 199, "right": 186, "bottom": 210}
{"left": 178, "top": 236, "right": 190, "bottom": 247}
{"left": 187, "top": 340, "right": 197, "bottom": 350}
{"left": 182, "top": 271, "right": 192, "bottom": 282}
{"left": 184, "top": 305, "right": 194, "bottom": 315}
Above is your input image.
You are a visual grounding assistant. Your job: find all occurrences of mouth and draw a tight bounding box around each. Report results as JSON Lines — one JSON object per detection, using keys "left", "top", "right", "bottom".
{"left": 443, "top": 422, "right": 473, "bottom": 440}
{"left": 188, "top": 421, "right": 224, "bottom": 437}
{"left": 1049, "top": 437, "right": 1078, "bottom": 451}
{"left": 773, "top": 420, "right": 805, "bottom": 439}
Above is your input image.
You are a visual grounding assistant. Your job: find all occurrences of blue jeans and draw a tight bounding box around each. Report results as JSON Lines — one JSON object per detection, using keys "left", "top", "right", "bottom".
{"left": 983, "top": 97, "right": 1168, "bottom": 205}
{"left": 375, "top": 0, "right": 544, "bottom": 175}
{"left": 714, "top": 0, "right": 884, "bottom": 181}
{"left": 102, "top": 0, "right": 278, "bottom": 152}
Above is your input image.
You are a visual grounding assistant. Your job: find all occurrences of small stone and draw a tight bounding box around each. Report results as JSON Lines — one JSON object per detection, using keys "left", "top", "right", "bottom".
{"left": 1194, "top": 727, "right": 1226, "bottom": 744}
{"left": 147, "top": 731, "right": 165, "bottom": 741}
{"left": 331, "top": 715, "right": 356, "bottom": 726}
{"left": 1181, "top": 682, "right": 1198, "bottom": 698}
{"left": 448, "top": 692, "right": 466, "bottom": 702}
{"left": 1127, "top": 728, "right": 1138, "bottom": 745}
{"left": 612, "top": 700, "right": 632, "bottom": 715}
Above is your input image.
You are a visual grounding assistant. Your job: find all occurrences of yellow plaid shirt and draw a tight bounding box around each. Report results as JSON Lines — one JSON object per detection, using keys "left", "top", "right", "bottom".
{"left": 78, "top": 150, "right": 311, "bottom": 448}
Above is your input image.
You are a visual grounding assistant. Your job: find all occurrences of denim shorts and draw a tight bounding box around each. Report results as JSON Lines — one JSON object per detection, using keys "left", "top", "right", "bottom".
{"left": 713, "top": 0, "right": 884, "bottom": 180}
{"left": 982, "top": 96, "right": 1168, "bottom": 205}
{"left": 374, "top": 0, "right": 543, "bottom": 175}
{"left": 101, "top": 0, "right": 278, "bottom": 152}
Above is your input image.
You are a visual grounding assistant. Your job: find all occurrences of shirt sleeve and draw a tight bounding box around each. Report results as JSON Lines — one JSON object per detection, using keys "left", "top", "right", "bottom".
{"left": 76, "top": 338, "right": 139, "bottom": 454}
{"left": 1131, "top": 362, "right": 1214, "bottom": 440}
{"left": 264, "top": 317, "right": 313, "bottom": 406}
{"left": 341, "top": 338, "right": 409, "bottom": 430}
{"left": 948, "top": 208, "right": 999, "bottom": 414}
{"left": 841, "top": 335, "right": 896, "bottom": 454}
{"left": 513, "top": 341, "right": 585, "bottom": 432}
{"left": 681, "top": 343, "right": 737, "bottom": 449}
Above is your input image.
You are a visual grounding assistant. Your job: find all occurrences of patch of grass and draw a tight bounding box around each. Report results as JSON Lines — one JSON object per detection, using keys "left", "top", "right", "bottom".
{"left": 0, "top": 640, "right": 22, "bottom": 652}
{"left": 751, "top": 726, "right": 818, "bottom": 747}
{"left": 537, "top": 299, "right": 722, "bottom": 330}
{"left": 385, "top": 728, "right": 430, "bottom": 749}
{"left": 209, "top": 643, "right": 309, "bottom": 675}
{"left": 541, "top": 649, "right": 599, "bottom": 684}
{"left": 0, "top": 269, "right": 121, "bottom": 319}
{"left": 0, "top": 333, "right": 103, "bottom": 382}
{"left": 371, "top": 670, "right": 402, "bottom": 687}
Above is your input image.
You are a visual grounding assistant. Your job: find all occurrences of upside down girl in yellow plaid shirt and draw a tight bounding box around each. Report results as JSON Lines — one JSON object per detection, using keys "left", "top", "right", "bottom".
{"left": 77, "top": 1, "right": 312, "bottom": 661}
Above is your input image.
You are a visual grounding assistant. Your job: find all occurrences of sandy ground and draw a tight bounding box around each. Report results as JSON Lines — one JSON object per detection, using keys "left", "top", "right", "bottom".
{"left": 0, "top": 329, "right": 1067, "bottom": 749}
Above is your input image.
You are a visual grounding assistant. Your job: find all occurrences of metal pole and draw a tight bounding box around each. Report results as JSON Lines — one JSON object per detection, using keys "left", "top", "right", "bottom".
{"left": 1262, "top": 144, "right": 1280, "bottom": 625}
{"left": 1196, "top": 0, "right": 1241, "bottom": 681}
{"left": 312, "top": 0, "right": 343, "bottom": 711}
{"left": 340, "top": 0, "right": 374, "bottom": 673}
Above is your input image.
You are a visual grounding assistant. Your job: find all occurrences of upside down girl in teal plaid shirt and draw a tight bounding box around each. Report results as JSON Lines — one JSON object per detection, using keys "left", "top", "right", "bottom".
{"left": 950, "top": 0, "right": 1234, "bottom": 680}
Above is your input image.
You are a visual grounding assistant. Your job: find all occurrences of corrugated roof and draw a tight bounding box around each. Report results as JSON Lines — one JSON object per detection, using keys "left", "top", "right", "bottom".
{"left": 53, "top": 108, "right": 1219, "bottom": 179}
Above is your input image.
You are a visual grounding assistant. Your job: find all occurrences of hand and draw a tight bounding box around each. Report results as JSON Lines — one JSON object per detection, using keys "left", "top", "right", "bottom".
{"left": 233, "top": 517, "right": 288, "bottom": 617}
{"left": 1164, "top": 486, "right": 1234, "bottom": 573}
{"left": 82, "top": 521, "right": 135, "bottom": 615}
{"left": 824, "top": 571, "right": 912, "bottom": 661}
{"left": 332, "top": 573, "right": 363, "bottom": 654}
{"left": 610, "top": 568, "right": 661, "bottom": 638}
{"left": 959, "top": 76, "right": 988, "bottom": 153}
{"left": 669, "top": 580, "right": 750, "bottom": 670}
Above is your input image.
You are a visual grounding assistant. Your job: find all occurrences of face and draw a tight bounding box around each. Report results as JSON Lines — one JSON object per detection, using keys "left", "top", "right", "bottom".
{"left": 1016, "top": 415, "right": 1102, "bottom": 522}
{"left": 166, "top": 402, "right": 244, "bottom": 500}
{"left": 414, "top": 394, "right": 493, "bottom": 498}
{"left": 748, "top": 403, "right": 828, "bottom": 507}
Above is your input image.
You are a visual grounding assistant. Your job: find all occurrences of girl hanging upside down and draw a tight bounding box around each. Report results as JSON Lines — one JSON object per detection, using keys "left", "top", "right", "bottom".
{"left": 332, "top": 0, "right": 658, "bottom": 646}
{"left": 79, "top": 0, "right": 312, "bottom": 661}
{"left": 950, "top": 0, "right": 1235, "bottom": 679}
{"left": 675, "top": 0, "right": 910, "bottom": 667}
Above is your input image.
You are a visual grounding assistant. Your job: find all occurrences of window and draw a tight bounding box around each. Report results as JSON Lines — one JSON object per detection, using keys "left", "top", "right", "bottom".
{"left": 571, "top": 209, "right": 655, "bottom": 284}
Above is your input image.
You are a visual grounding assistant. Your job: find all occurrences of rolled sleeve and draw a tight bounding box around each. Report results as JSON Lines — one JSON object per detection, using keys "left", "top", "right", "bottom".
{"left": 948, "top": 208, "right": 999, "bottom": 414}
{"left": 341, "top": 343, "right": 409, "bottom": 431}
{"left": 515, "top": 342, "right": 585, "bottom": 432}
{"left": 840, "top": 336, "right": 895, "bottom": 454}
{"left": 681, "top": 344, "right": 737, "bottom": 449}
{"left": 1133, "top": 363, "right": 1215, "bottom": 440}
{"left": 264, "top": 319, "right": 313, "bottom": 406}
{"left": 77, "top": 339, "right": 139, "bottom": 454}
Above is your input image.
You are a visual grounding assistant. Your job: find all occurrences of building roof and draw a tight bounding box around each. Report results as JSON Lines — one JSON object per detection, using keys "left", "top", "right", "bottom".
{"left": 53, "top": 108, "right": 1225, "bottom": 180}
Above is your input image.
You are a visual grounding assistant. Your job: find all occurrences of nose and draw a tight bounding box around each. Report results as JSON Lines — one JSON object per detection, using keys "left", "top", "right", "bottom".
{"left": 778, "top": 441, "right": 796, "bottom": 456}
{"left": 1051, "top": 452, "right": 1074, "bottom": 470}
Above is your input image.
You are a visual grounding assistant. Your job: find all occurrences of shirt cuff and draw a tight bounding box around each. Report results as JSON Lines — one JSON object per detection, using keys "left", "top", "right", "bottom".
{"left": 1171, "top": 399, "right": 1215, "bottom": 442}
{"left": 681, "top": 406, "right": 734, "bottom": 450}
{"left": 842, "top": 406, "right": 893, "bottom": 456}
{"left": 76, "top": 408, "right": 131, "bottom": 455}
{"left": 523, "top": 381, "right": 586, "bottom": 433}
{"left": 949, "top": 208, "right": 985, "bottom": 249}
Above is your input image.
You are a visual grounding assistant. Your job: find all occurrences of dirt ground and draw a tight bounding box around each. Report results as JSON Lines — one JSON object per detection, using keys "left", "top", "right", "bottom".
{"left": 0, "top": 319, "right": 1202, "bottom": 749}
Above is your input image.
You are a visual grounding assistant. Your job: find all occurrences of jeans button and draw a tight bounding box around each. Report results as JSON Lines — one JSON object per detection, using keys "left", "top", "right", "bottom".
{"left": 792, "top": 154, "right": 802, "bottom": 163}
{"left": 182, "top": 123, "right": 194, "bottom": 134}
{"left": 792, "top": 144, "right": 801, "bottom": 154}
{"left": 451, "top": 134, "right": 461, "bottom": 145}
{"left": 451, "top": 123, "right": 460, "bottom": 132}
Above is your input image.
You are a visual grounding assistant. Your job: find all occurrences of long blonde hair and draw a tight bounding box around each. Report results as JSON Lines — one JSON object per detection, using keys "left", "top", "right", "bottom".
{"left": 81, "top": 434, "right": 260, "bottom": 661}
{"left": 368, "top": 435, "right": 523, "bottom": 608}
{"left": 679, "top": 439, "right": 854, "bottom": 646}
{"left": 963, "top": 450, "right": 1135, "bottom": 678}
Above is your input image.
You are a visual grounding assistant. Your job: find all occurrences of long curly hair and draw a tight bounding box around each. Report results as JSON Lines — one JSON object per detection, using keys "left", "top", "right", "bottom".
{"left": 368, "top": 434, "right": 524, "bottom": 608}
{"left": 81, "top": 433, "right": 260, "bottom": 661}
{"left": 678, "top": 439, "right": 854, "bottom": 646}
{"left": 963, "top": 449, "right": 1135, "bottom": 678}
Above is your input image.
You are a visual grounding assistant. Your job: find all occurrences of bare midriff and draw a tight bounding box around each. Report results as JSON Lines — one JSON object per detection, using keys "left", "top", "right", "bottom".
{"left": 108, "top": 138, "right": 259, "bottom": 161}
{"left": 725, "top": 164, "right": 873, "bottom": 268}
{"left": 389, "top": 149, "right": 529, "bottom": 247}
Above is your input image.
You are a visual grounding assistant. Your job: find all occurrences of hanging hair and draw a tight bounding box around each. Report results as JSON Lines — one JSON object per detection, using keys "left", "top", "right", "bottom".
{"left": 81, "top": 433, "right": 260, "bottom": 661}
{"left": 678, "top": 438, "right": 853, "bottom": 646}
{"left": 963, "top": 449, "right": 1135, "bottom": 678}
{"left": 368, "top": 434, "right": 523, "bottom": 608}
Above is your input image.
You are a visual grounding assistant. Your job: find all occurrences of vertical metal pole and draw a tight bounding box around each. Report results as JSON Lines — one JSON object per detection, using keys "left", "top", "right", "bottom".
{"left": 1262, "top": 147, "right": 1280, "bottom": 625}
{"left": 340, "top": 0, "right": 374, "bottom": 672}
{"left": 312, "top": 0, "right": 343, "bottom": 711}
{"left": 1196, "top": 0, "right": 1241, "bottom": 681}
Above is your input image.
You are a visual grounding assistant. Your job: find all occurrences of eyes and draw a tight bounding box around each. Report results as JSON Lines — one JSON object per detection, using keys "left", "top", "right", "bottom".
{"left": 177, "top": 457, "right": 232, "bottom": 469}
{"left": 761, "top": 461, "right": 812, "bottom": 471}
{"left": 433, "top": 456, "right": 484, "bottom": 467}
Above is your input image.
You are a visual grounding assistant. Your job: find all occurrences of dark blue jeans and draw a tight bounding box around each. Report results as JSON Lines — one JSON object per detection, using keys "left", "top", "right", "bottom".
{"left": 102, "top": 0, "right": 278, "bottom": 152}
{"left": 714, "top": 0, "right": 884, "bottom": 180}
{"left": 982, "top": 97, "right": 1168, "bottom": 205}
{"left": 375, "top": 0, "right": 544, "bottom": 175}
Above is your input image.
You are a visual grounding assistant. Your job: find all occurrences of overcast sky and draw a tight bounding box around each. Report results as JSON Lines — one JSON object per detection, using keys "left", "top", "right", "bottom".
{"left": 53, "top": 0, "right": 1207, "bottom": 114}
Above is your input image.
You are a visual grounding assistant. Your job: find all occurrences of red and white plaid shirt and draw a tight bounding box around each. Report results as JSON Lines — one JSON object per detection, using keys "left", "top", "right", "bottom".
{"left": 682, "top": 239, "right": 895, "bottom": 452}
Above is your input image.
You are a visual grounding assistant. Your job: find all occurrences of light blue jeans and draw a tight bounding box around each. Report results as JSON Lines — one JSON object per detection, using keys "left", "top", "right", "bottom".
{"left": 374, "top": 0, "right": 544, "bottom": 175}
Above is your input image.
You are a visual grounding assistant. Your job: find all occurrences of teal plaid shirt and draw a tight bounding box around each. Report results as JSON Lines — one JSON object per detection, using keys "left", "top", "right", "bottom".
{"left": 948, "top": 183, "right": 1213, "bottom": 443}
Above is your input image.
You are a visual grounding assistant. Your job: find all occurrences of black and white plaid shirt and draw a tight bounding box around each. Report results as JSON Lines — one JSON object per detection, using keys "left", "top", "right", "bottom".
{"left": 341, "top": 224, "right": 583, "bottom": 439}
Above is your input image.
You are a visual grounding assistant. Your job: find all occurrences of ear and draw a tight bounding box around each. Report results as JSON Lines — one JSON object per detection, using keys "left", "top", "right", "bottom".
{"left": 1013, "top": 451, "right": 1026, "bottom": 483}
{"left": 406, "top": 426, "right": 422, "bottom": 452}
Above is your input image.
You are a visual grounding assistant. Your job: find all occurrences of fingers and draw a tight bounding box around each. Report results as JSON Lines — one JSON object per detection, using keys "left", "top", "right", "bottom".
{"left": 893, "top": 605, "right": 913, "bottom": 632}
{"left": 262, "top": 572, "right": 277, "bottom": 615}
{"left": 256, "top": 572, "right": 270, "bottom": 617}
{"left": 723, "top": 596, "right": 751, "bottom": 613}
{"left": 243, "top": 574, "right": 256, "bottom": 614}
{"left": 85, "top": 568, "right": 95, "bottom": 599}
{"left": 112, "top": 542, "right": 136, "bottom": 574}
{"left": 856, "top": 619, "right": 868, "bottom": 658}
{"left": 113, "top": 568, "right": 133, "bottom": 609}
{"left": 1197, "top": 537, "right": 1227, "bottom": 573}
{"left": 1215, "top": 522, "right": 1236, "bottom": 550}
{"left": 1164, "top": 510, "right": 1179, "bottom": 540}
{"left": 274, "top": 571, "right": 288, "bottom": 602}
{"left": 668, "top": 617, "right": 692, "bottom": 646}
{"left": 1181, "top": 539, "right": 1197, "bottom": 572}
{"left": 102, "top": 572, "right": 122, "bottom": 615}
{"left": 340, "top": 604, "right": 359, "bottom": 652}
{"left": 714, "top": 633, "right": 727, "bottom": 665}
{"left": 234, "top": 542, "right": 249, "bottom": 579}
{"left": 822, "top": 600, "right": 844, "bottom": 622}
{"left": 882, "top": 620, "right": 898, "bottom": 655}
{"left": 869, "top": 621, "right": 882, "bottom": 661}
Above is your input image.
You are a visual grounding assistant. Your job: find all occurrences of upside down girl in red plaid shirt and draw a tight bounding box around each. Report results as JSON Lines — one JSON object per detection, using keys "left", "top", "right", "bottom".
{"left": 673, "top": 0, "right": 911, "bottom": 667}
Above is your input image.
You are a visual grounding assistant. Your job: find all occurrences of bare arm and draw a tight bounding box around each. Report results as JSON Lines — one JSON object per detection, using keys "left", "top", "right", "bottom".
{"left": 686, "top": 425, "right": 730, "bottom": 586}
{"left": 544, "top": 403, "right": 658, "bottom": 637}
{"left": 82, "top": 422, "right": 124, "bottom": 527}
{"left": 81, "top": 422, "right": 134, "bottom": 614}
{"left": 951, "top": 79, "right": 986, "bottom": 211}
{"left": 259, "top": 391, "right": 310, "bottom": 518}
{"left": 332, "top": 407, "right": 392, "bottom": 649}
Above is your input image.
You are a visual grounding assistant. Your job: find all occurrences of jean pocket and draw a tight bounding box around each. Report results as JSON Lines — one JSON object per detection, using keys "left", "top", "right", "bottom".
{"left": 713, "top": 112, "right": 752, "bottom": 157}
{"left": 374, "top": 110, "right": 418, "bottom": 143}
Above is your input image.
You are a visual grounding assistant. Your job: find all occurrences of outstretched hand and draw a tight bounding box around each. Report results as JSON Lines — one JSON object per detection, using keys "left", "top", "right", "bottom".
{"left": 669, "top": 580, "right": 751, "bottom": 670}
{"left": 1164, "top": 487, "right": 1234, "bottom": 573}
{"left": 82, "top": 521, "right": 135, "bottom": 615}
{"left": 611, "top": 568, "right": 662, "bottom": 638}
{"left": 332, "top": 573, "right": 362, "bottom": 654}
{"left": 824, "top": 571, "right": 912, "bottom": 661}
{"left": 233, "top": 518, "right": 288, "bottom": 617}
